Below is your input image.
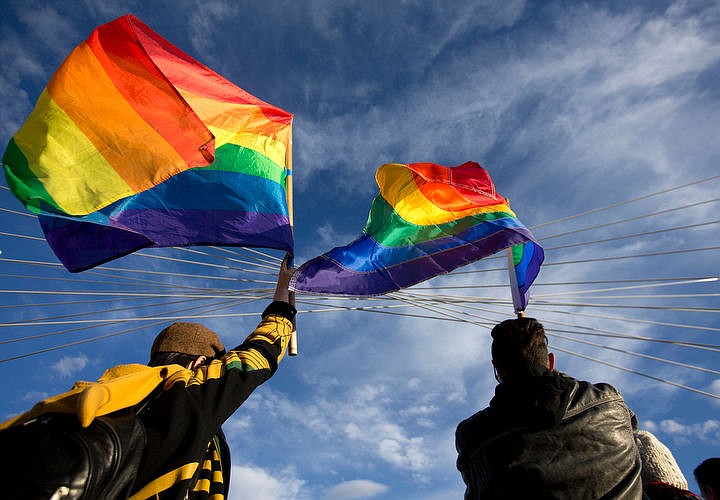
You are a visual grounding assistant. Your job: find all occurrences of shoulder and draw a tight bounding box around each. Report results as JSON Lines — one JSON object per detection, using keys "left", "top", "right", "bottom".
{"left": 578, "top": 379, "right": 624, "bottom": 401}
{"left": 561, "top": 374, "right": 629, "bottom": 419}
{"left": 456, "top": 405, "right": 497, "bottom": 447}
{"left": 555, "top": 371, "right": 623, "bottom": 398}
{"left": 457, "top": 406, "right": 492, "bottom": 431}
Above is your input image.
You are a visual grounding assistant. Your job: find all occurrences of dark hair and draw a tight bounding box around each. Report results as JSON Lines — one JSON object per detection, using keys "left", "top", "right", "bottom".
{"left": 148, "top": 351, "right": 206, "bottom": 368}
{"left": 491, "top": 317, "right": 549, "bottom": 375}
{"left": 694, "top": 457, "right": 720, "bottom": 494}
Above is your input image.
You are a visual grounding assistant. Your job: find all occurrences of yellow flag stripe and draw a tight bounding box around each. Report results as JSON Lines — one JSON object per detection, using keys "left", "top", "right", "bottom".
{"left": 378, "top": 163, "right": 513, "bottom": 225}
{"left": 12, "top": 89, "right": 131, "bottom": 215}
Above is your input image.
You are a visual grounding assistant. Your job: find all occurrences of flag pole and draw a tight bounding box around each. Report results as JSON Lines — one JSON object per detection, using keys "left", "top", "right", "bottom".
{"left": 286, "top": 122, "right": 298, "bottom": 355}
{"left": 505, "top": 197, "right": 524, "bottom": 319}
{"left": 506, "top": 246, "right": 524, "bottom": 318}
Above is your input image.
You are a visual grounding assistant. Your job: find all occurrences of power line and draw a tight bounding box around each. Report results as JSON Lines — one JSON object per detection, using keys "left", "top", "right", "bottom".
{"left": 552, "top": 345, "right": 719, "bottom": 400}
{"left": 530, "top": 175, "right": 720, "bottom": 230}
{"left": 549, "top": 332, "right": 720, "bottom": 376}
{"left": 133, "top": 251, "right": 276, "bottom": 276}
{"left": 536, "top": 198, "right": 720, "bottom": 241}
{"left": 0, "top": 298, "right": 257, "bottom": 362}
{"left": 543, "top": 221, "right": 720, "bottom": 252}
{"left": 528, "top": 305, "right": 720, "bottom": 333}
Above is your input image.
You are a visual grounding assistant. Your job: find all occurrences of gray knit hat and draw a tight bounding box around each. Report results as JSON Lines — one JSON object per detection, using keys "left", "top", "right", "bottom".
{"left": 151, "top": 322, "right": 225, "bottom": 358}
{"left": 635, "top": 429, "right": 688, "bottom": 490}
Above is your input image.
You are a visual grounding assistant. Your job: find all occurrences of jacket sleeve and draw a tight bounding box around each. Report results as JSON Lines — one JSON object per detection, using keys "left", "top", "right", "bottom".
{"left": 249, "top": 300, "right": 297, "bottom": 374}
{"left": 157, "top": 301, "right": 296, "bottom": 431}
{"left": 203, "top": 302, "right": 293, "bottom": 406}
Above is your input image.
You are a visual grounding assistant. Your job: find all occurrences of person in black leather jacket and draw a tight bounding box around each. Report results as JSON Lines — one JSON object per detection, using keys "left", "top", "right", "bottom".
{"left": 455, "top": 317, "right": 642, "bottom": 499}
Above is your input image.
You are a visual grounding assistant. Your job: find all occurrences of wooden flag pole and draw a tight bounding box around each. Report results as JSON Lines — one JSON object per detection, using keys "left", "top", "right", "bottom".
{"left": 286, "top": 123, "right": 298, "bottom": 356}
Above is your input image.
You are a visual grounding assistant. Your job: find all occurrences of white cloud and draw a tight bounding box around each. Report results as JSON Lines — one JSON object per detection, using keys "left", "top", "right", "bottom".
{"left": 222, "top": 307, "right": 492, "bottom": 485}
{"left": 16, "top": 5, "right": 80, "bottom": 56}
{"left": 51, "top": 354, "right": 89, "bottom": 378}
{"left": 323, "top": 479, "right": 388, "bottom": 500}
{"left": 645, "top": 420, "right": 659, "bottom": 434}
{"left": 307, "top": 222, "right": 359, "bottom": 260}
{"left": 230, "top": 382, "right": 436, "bottom": 478}
{"left": 424, "top": 0, "right": 528, "bottom": 62}
{"left": 78, "top": 0, "right": 132, "bottom": 20}
{"left": 0, "top": 34, "right": 43, "bottom": 136}
{"left": 229, "top": 464, "right": 305, "bottom": 500}
{"left": 378, "top": 435, "right": 428, "bottom": 471}
{"left": 644, "top": 418, "right": 720, "bottom": 447}
{"left": 400, "top": 404, "right": 439, "bottom": 418}
{"left": 296, "top": 0, "right": 720, "bottom": 206}
{"left": 224, "top": 414, "right": 252, "bottom": 434}
{"left": 188, "top": 0, "right": 239, "bottom": 58}
{"left": 711, "top": 379, "right": 720, "bottom": 406}
{"left": 21, "top": 390, "right": 49, "bottom": 402}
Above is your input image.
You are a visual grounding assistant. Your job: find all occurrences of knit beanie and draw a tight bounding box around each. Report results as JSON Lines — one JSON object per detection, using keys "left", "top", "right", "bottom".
{"left": 151, "top": 322, "right": 225, "bottom": 358}
{"left": 635, "top": 429, "right": 688, "bottom": 490}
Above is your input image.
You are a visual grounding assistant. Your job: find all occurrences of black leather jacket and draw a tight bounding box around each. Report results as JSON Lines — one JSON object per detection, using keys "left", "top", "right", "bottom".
{"left": 456, "top": 368, "right": 642, "bottom": 499}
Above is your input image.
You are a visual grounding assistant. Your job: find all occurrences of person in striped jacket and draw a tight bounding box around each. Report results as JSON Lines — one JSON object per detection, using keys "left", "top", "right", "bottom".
{"left": 131, "top": 257, "right": 296, "bottom": 499}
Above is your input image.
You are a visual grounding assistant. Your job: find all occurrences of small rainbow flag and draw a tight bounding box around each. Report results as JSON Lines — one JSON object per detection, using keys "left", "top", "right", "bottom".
{"left": 2, "top": 15, "right": 293, "bottom": 271}
{"left": 290, "top": 162, "right": 543, "bottom": 310}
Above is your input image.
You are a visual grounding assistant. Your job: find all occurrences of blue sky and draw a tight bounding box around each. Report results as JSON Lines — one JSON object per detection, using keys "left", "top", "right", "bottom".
{"left": 1, "top": 1, "right": 719, "bottom": 499}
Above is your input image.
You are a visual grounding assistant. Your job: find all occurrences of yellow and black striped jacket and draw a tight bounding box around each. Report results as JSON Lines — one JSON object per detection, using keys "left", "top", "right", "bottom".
{"left": 131, "top": 300, "right": 294, "bottom": 499}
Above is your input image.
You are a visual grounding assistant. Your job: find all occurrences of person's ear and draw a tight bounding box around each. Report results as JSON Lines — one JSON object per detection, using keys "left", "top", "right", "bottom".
{"left": 492, "top": 360, "right": 502, "bottom": 383}
{"left": 548, "top": 352, "right": 555, "bottom": 371}
{"left": 187, "top": 355, "right": 207, "bottom": 370}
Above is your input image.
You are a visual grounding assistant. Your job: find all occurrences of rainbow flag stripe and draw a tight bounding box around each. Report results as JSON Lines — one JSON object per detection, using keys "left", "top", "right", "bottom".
{"left": 290, "top": 162, "right": 543, "bottom": 309}
{"left": 2, "top": 15, "right": 293, "bottom": 271}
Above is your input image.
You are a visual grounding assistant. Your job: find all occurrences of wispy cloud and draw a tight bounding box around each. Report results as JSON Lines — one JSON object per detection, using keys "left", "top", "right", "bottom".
{"left": 323, "top": 479, "right": 388, "bottom": 500}
{"left": 711, "top": 379, "right": 720, "bottom": 406}
{"left": 223, "top": 310, "right": 492, "bottom": 489}
{"left": 294, "top": 1, "right": 720, "bottom": 208}
{"left": 301, "top": 222, "right": 361, "bottom": 262}
{"left": 0, "top": 32, "right": 44, "bottom": 136}
{"left": 645, "top": 418, "right": 720, "bottom": 447}
{"left": 51, "top": 354, "right": 89, "bottom": 378}
{"left": 16, "top": 5, "right": 80, "bottom": 57}
{"left": 187, "top": 0, "right": 239, "bottom": 61}
{"left": 230, "top": 464, "right": 306, "bottom": 500}
{"left": 21, "top": 389, "right": 49, "bottom": 402}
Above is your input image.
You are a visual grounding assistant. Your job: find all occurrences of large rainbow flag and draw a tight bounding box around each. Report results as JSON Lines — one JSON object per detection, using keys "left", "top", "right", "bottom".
{"left": 290, "top": 162, "right": 543, "bottom": 310}
{"left": 2, "top": 15, "right": 293, "bottom": 271}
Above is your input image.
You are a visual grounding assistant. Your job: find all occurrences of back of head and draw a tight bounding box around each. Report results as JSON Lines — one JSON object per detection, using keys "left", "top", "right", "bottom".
{"left": 694, "top": 457, "right": 720, "bottom": 498}
{"left": 149, "top": 322, "right": 226, "bottom": 367}
{"left": 491, "top": 317, "right": 549, "bottom": 377}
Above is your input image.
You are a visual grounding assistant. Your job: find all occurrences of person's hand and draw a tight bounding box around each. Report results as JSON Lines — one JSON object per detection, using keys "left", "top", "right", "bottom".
{"left": 273, "top": 254, "right": 294, "bottom": 303}
{"left": 275, "top": 254, "right": 298, "bottom": 355}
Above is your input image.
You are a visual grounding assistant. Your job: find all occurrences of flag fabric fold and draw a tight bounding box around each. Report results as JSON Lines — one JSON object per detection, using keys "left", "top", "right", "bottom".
{"left": 2, "top": 14, "right": 293, "bottom": 271}
{"left": 290, "top": 162, "right": 543, "bottom": 310}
